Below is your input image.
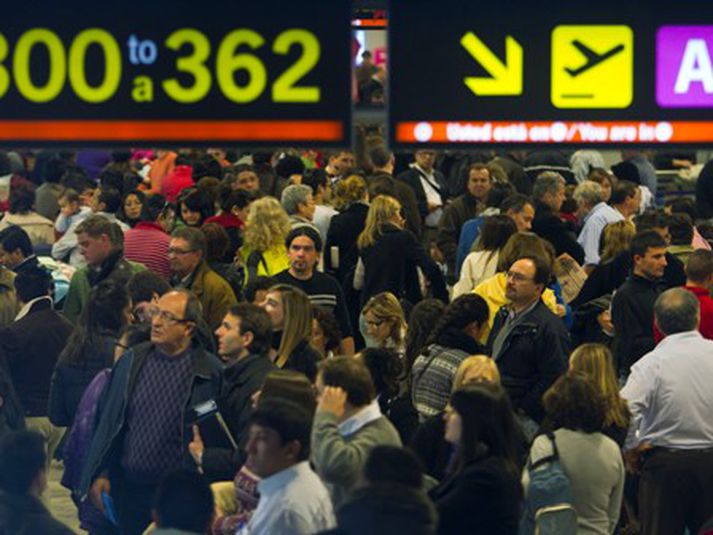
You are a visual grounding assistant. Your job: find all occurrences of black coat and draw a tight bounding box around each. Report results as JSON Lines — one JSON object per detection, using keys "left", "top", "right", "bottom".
{"left": 0, "top": 490, "right": 74, "bottom": 534}
{"left": 359, "top": 223, "right": 448, "bottom": 306}
{"left": 0, "top": 357, "right": 25, "bottom": 440}
{"left": 379, "top": 393, "right": 419, "bottom": 446}
{"left": 532, "top": 201, "right": 585, "bottom": 265}
{"left": 333, "top": 482, "right": 438, "bottom": 535}
{"left": 571, "top": 250, "right": 685, "bottom": 310}
{"left": 0, "top": 299, "right": 73, "bottom": 417}
{"left": 611, "top": 274, "right": 662, "bottom": 374}
{"left": 284, "top": 339, "right": 321, "bottom": 383}
{"left": 325, "top": 202, "right": 369, "bottom": 285}
{"left": 48, "top": 334, "right": 117, "bottom": 427}
{"left": 696, "top": 159, "right": 713, "bottom": 219}
{"left": 429, "top": 455, "right": 522, "bottom": 535}
{"left": 202, "top": 352, "right": 276, "bottom": 481}
{"left": 397, "top": 167, "right": 451, "bottom": 220}
{"left": 367, "top": 172, "right": 422, "bottom": 238}
{"left": 488, "top": 301, "right": 570, "bottom": 423}
{"left": 410, "top": 413, "right": 451, "bottom": 482}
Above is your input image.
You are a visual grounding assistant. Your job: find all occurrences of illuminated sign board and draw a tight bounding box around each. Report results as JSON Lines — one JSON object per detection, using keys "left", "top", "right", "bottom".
{"left": 0, "top": 0, "right": 351, "bottom": 146}
{"left": 389, "top": 1, "right": 713, "bottom": 147}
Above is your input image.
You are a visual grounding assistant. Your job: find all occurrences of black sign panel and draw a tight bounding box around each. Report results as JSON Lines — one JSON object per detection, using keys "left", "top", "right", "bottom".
{"left": 0, "top": 0, "right": 351, "bottom": 145}
{"left": 390, "top": 0, "right": 713, "bottom": 147}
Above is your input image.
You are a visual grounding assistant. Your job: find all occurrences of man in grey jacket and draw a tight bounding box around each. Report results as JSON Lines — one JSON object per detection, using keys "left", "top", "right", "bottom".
{"left": 311, "top": 356, "right": 401, "bottom": 508}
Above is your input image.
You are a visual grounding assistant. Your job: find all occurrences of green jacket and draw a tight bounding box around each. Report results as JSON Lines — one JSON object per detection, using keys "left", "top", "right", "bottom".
{"left": 311, "top": 411, "right": 401, "bottom": 508}
{"left": 62, "top": 252, "right": 146, "bottom": 323}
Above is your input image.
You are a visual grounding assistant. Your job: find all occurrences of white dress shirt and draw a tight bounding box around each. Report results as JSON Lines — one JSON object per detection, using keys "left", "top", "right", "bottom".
{"left": 622, "top": 330, "right": 713, "bottom": 450}
{"left": 239, "top": 461, "right": 335, "bottom": 535}
{"left": 577, "top": 202, "right": 624, "bottom": 266}
{"left": 338, "top": 399, "right": 383, "bottom": 436}
{"left": 414, "top": 164, "right": 444, "bottom": 228}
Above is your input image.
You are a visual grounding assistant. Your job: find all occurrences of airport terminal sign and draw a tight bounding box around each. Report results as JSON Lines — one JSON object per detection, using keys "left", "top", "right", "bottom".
{"left": 0, "top": 0, "right": 351, "bottom": 145}
{"left": 390, "top": 0, "right": 713, "bottom": 147}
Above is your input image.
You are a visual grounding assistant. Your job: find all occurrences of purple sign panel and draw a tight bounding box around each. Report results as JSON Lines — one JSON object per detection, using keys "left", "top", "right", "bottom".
{"left": 657, "top": 26, "right": 713, "bottom": 107}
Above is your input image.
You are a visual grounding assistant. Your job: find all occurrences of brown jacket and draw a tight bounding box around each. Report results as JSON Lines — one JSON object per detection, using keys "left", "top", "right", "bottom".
{"left": 189, "top": 260, "right": 238, "bottom": 329}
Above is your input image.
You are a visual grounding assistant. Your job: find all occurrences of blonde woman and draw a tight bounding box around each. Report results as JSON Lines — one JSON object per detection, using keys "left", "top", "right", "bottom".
{"left": 325, "top": 175, "right": 369, "bottom": 283}
{"left": 239, "top": 197, "right": 291, "bottom": 279}
{"left": 570, "top": 219, "right": 637, "bottom": 309}
{"left": 260, "top": 284, "right": 320, "bottom": 381}
{"left": 452, "top": 355, "right": 501, "bottom": 388}
{"left": 600, "top": 220, "right": 636, "bottom": 265}
{"left": 355, "top": 195, "right": 448, "bottom": 305}
{"left": 569, "top": 343, "right": 630, "bottom": 447}
{"left": 360, "top": 292, "right": 407, "bottom": 353}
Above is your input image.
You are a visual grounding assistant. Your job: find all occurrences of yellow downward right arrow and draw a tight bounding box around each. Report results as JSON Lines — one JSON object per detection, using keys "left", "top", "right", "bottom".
{"left": 461, "top": 32, "right": 523, "bottom": 96}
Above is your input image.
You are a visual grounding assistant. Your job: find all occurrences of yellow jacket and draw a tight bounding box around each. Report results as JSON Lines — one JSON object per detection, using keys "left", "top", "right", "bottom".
{"left": 239, "top": 243, "right": 289, "bottom": 278}
{"left": 472, "top": 272, "right": 559, "bottom": 344}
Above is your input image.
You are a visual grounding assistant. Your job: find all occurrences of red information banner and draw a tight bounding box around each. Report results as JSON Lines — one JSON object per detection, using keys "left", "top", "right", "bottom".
{"left": 396, "top": 120, "right": 713, "bottom": 145}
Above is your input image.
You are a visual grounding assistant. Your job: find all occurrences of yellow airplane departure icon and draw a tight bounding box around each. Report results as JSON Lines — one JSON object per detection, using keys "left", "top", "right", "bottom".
{"left": 551, "top": 25, "right": 633, "bottom": 109}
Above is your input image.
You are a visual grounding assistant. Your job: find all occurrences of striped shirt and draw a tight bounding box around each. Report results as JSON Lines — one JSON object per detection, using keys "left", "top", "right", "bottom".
{"left": 124, "top": 222, "right": 171, "bottom": 280}
{"left": 274, "top": 269, "right": 353, "bottom": 338}
{"left": 411, "top": 343, "right": 470, "bottom": 420}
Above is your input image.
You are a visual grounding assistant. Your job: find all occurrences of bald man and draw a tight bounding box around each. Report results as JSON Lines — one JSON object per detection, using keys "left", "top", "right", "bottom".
{"left": 81, "top": 290, "right": 223, "bottom": 535}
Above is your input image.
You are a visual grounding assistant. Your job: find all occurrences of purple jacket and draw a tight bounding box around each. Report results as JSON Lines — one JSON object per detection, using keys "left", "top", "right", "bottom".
{"left": 61, "top": 368, "right": 111, "bottom": 532}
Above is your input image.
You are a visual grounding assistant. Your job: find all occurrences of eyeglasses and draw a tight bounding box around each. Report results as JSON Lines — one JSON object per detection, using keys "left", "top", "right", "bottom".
{"left": 167, "top": 247, "right": 196, "bottom": 256}
{"left": 505, "top": 270, "right": 534, "bottom": 283}
{"left": 146, "top": 306, "right": 193, "bottom": 324}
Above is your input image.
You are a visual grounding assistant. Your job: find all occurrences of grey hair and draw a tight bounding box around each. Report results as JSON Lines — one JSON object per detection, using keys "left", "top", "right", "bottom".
{"left": 281, "top": 185, "right": 312, "bottom": 215}
{"left": 172, "top": 226, "right": 206, "bottom": 256}
{"left": 573, "top": 181, "right": 604, "bottom": 209}
{"left": 532, "top": 171, "right": 565, "bottom": 202}
{"left": 654, "top": 287, "right": 700, "bottom": 335}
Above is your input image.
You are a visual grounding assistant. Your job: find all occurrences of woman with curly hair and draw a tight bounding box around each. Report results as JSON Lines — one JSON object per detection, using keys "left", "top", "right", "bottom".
{"left": 524, "top": 373, "right": 625, "bottom": 535}
{"left": 239, "top": 196, "right": 292, "bottom": 279}
{"left": 325, "top": 174, "right": 369, "bottom": 284}
{"left": 404, "top": 298, "right": 446, "bottom": 375}
{"left": 311, "top": 308, "right": 342, "bottom": 359}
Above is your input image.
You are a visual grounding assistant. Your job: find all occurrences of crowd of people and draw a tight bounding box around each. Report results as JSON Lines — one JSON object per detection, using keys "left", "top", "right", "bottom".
{"left": 0, "top": 146, "right": 712, "bottom": 535}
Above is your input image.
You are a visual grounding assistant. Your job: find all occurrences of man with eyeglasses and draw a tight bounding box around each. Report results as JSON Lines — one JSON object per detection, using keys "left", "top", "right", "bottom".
{"left": 168, "top": 226, "right": 237, "bottom": 330}
{"left": 80, "top": 289, "right": 223, "bottom": 535}
{"left": 488, "top": 255, "right": 569, "bottom": 438}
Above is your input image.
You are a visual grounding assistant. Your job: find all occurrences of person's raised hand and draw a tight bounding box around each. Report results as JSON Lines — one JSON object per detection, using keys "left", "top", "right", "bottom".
{"left": 317, "top": 386, "right": 348, "bottom": 419}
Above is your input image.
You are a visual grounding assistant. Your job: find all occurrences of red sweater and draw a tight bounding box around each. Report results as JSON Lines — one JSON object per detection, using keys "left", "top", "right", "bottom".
{"left": 124, "top": 222, "right": 171, "bottom": 280}
{"left": 204, "top": 212, "right": 244, "bottom": 230}
{"left": 654, "top": 285, "right": 713, "bottom": 343}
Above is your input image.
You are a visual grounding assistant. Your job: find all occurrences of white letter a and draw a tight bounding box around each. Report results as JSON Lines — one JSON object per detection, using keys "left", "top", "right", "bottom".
{"left": 674, "top": 39, "right": 713, "bottom": 94}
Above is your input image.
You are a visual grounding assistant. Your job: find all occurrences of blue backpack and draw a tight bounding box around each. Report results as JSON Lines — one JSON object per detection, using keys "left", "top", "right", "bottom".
{"left": 519, "top": 432, "right": 577, "bottom": 535}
